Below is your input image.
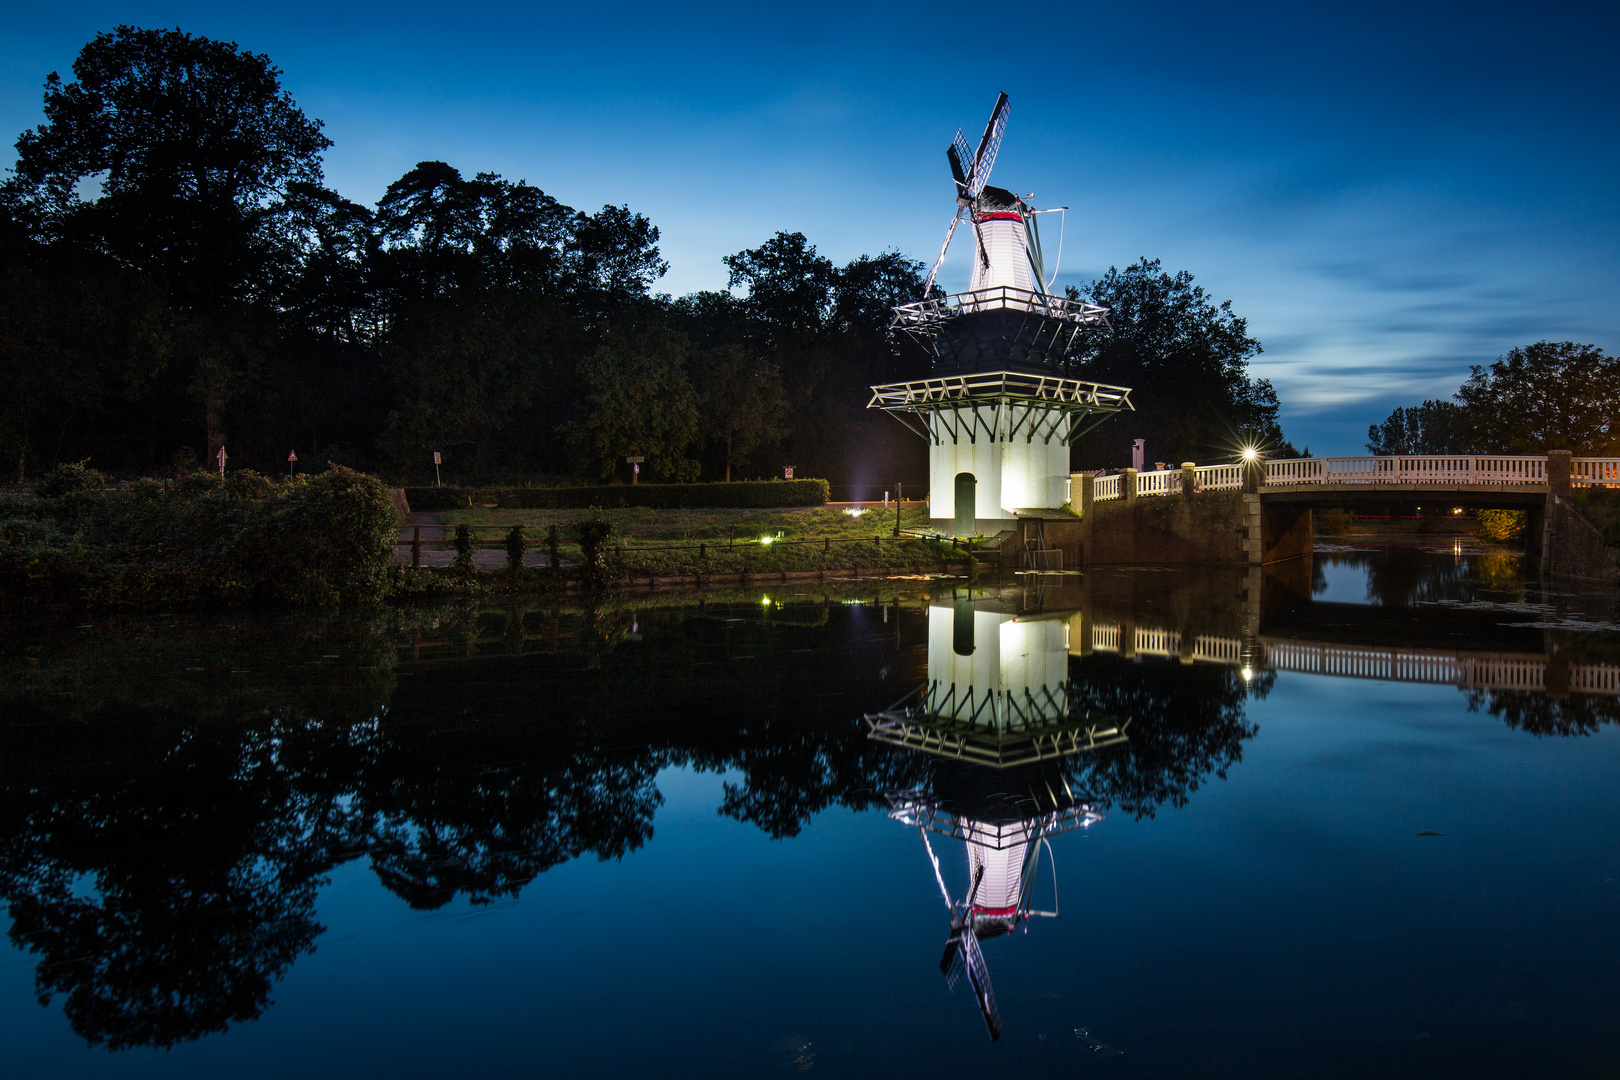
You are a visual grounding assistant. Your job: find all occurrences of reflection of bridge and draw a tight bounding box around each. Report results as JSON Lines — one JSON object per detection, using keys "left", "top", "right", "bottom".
{"left": 1085, "top": 621, "right": 1620, "bottom": 697}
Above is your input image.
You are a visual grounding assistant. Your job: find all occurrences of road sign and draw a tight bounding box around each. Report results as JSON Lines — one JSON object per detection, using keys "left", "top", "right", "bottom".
{"left": 783, "top": 466, "right": 795, "bottom": 479}
{"left": 288, "top": 450, "right": 297, "bottom": 462}
{"left": 433, "top": 451, "right": 441, "bottom": 465}
{"left": 625, "top": 456, "right": 645, "bottom": 464}
{"left": 216, "top": 445, "right": 227, "bottom": 476}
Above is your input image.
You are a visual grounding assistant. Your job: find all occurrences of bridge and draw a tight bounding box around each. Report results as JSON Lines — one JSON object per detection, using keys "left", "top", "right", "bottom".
{"left": 1057, "top": 450, "right": 1620, "bottom": 571}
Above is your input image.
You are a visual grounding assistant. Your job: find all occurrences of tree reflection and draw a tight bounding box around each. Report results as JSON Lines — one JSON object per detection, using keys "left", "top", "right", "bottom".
{"left": 1466, "top": 689, "right": 1620, "bottom": 737}
{"left": 0, "top": 589, "right": 1601, "bottom": 1051}
{"left": 0, "top": 707, "right": 364, "bottom": 1049}
{"left": 1075, "top": 654, "right": 1271, "bottom": 818}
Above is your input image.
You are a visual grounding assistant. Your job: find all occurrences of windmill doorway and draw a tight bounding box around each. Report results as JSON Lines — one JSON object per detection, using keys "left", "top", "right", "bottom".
{"left": 953, "top": 473, "right": 976, "bottom": 537}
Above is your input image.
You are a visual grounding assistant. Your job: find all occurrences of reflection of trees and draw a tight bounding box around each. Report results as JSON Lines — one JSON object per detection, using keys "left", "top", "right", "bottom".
{"left": 0, "top": 602, "right": 1274, "bottom": 1049}
{"left": 361, "top": 739, "right": 663, "bottom": 909}
{"left": 1073, "top": 655, "right": 1270, "bottom": 818}
{"left": 0, "top": 708, "right": 364, "bottom": 1050}
{"left": 1466, "top": 689, "right": 1620, "bottom": 737}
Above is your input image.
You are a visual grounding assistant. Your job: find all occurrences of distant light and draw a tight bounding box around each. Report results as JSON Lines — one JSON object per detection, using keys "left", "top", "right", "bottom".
{"left": 1452, "top": 507, "right": 1463, "bottom": 514}
{"left": 761, "top": 596, "right": 771, "bottom": 606}
{"left": 760, "top": 535, "right": 773, "bottom": 545}
{"left": 1241, "top": 666, "right": 1253, "bottom": 681}
{"left": 1241, "top": 446, "right": 1260, "bottom": 462}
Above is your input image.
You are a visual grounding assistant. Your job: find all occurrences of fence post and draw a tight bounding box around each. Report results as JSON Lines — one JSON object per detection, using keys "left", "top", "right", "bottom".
{"left": 1079, "top": 473, "right": 1094, "bottom": 517}
{"left": 1122, "top": 468, "right": 1138, "bottom": 502}
{"left": 1180, "top": 462, "right": 1196, "bottom": 496}
{"left": 411, "top": 526, "right": 421, "bottom": 569}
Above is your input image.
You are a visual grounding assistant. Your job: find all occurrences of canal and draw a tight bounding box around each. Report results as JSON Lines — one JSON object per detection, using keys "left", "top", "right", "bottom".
{"left": 2, "top": 543, "right": 1617, "bottom": 1077}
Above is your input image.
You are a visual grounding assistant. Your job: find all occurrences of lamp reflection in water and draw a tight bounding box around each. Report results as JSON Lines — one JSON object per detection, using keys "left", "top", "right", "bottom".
{"left": 865, "top": 592, "right": 1128, "bottom": 1042}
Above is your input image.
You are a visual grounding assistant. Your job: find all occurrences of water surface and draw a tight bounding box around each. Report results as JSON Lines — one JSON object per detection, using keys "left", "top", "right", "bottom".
{"left": 3, "top": 547, "right": 1618, "bottom": 1077}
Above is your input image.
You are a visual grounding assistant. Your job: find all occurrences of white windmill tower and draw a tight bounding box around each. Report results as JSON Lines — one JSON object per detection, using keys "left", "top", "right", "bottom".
{"left": 871, "top": 93, "right": 1136, "bottom": 536}
{"left": 865, "top": 590, "right": 1126, "bottom": 1042}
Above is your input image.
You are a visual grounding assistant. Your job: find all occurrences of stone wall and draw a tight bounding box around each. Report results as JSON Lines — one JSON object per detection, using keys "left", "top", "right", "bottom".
{"left": 1543, "top": 495, "right": 1620, "bottom": 583}
{"left": 1082, "top": 491, "right": 1251, "bottom": 564}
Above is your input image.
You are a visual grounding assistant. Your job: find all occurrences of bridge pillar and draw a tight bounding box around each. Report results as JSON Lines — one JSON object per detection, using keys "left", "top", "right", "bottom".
{"left": 1122, "top": 468, "right": 1138, "bottom": 501}
{"left": 1526, "top": 501, "right": 1547, "bottom": 567}
{"left": 1548, "top": 450, "right": 1572, "bottom": 495}
{"left": 1181, "top": 462, "right": 1196, "bottom": 496}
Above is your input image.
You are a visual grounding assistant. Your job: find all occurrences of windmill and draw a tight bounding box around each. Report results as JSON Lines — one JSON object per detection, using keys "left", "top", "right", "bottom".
{"left": 905, "top": 787, "right": 1086, "bottom": 1043}
{"left": 870, "top": 92, "right": 1134, "bottom": 535}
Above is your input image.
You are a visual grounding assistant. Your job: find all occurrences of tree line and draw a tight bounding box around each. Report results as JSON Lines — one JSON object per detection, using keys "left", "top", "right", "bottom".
{"left": 1, "top": 26, "right": 1293, "bottom": 490}
{"left": 1366, "top": 341, "right": 1619, "bottom": 457}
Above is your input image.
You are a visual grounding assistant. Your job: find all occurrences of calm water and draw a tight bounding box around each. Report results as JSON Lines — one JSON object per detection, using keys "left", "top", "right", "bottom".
{"left": 3, "top": 545, "right": 1619, "bottom": 1078}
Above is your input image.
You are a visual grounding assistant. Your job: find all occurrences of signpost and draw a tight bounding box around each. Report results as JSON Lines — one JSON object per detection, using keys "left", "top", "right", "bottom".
{"left": 626, "top": 456, "right": 644, "bottom": 484}
{"left": 783, "top": 465, "right": 795, "bottom": 480}
{"left": 288, "top": 450, "right": 297, "bottom": 478}
{"left": 216, "top": 445, "right": 226, "bottom": 476}
{"left": 433, "top": 451, "right": 442, "bottom": 488}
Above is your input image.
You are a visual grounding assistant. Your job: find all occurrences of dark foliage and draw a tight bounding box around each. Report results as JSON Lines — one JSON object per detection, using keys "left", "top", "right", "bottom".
{"left": 404, "top": 478, "right": 830, "bottom": 512}
{"left": 0, "top": 466, "right": 399, "bottom": 608}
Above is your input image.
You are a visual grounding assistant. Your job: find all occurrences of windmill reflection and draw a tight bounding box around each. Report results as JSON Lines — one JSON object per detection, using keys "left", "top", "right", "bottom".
{"left": 866, "top": 592, "right": 1126, "bottom": 1042}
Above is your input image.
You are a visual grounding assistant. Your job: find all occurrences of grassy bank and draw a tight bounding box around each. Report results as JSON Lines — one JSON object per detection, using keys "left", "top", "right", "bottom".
{"left": 431, "top": 504, "right": 971, "bottom": 576}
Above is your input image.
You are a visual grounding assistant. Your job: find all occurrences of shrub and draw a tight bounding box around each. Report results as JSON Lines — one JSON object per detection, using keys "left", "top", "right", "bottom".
{"left": 1477, "top": 509, "right": 1526, "bottom": 543}
{"left": 570, "top": 512, "right": 616, "bottom": 585}
{"left": 223, "top": 469, "right": 274, "bottom": 499}
{"left": 451, "top": 524, "right": 475, "bottom": 577}
{"left": 1314, "top": 508, "right": 1354, "bottom": 535}
{"left": 402, "top": 478, "right": 830, "bottom": 512}
{"left": 35, "top": 461, "right": 110, "bottom": 498}
{"left": 505, "top": 524, "right": 525, "bottom": 574}
{"left": 4, "top": 464, "right": 399, "bottom": 609}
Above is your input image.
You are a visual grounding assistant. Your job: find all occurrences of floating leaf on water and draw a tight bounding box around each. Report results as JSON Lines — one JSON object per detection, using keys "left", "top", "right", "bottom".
{"left": 1074, "top": 1026, "right": 1124, "bottom": 1055}
{"left": 1416, "top": 830, "right": 1444, "bottom": 837}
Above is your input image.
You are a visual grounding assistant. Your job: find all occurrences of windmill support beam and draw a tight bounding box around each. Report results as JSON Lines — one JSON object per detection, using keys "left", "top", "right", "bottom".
{"left": 868, "top": 371, "right": 1134, "bottom": 530}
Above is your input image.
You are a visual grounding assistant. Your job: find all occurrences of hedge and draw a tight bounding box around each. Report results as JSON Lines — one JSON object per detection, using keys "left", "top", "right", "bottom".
{"left": 403, "top": 478, "right": 830, "bottom": 512}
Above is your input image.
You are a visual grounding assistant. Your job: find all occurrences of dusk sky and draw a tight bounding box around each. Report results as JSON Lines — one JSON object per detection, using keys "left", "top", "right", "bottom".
{"left": 4, "top": 1, "right": 1615, "bottom": 454}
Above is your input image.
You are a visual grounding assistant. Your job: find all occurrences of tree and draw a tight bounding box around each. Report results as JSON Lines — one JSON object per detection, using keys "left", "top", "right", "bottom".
{"left": 1453, "top": 341, "right": 1619, "bottom": 455}
{"left": 372, "top": 162, "right": 572, "bottom": 477}
{"left": 4, "top": 26, "right": 331, "bottom": 462}
{"left": 1366, "top": 399, "right": 1467, "bottom": 454}
{"left": 691, "top": 344, "right": 787, "bottom": 480}
{"left": 569, "top": 324, "right": 700, "bottom": 481}
{"left": 1068, "top": 259, "right": 1287, "bottom": 467}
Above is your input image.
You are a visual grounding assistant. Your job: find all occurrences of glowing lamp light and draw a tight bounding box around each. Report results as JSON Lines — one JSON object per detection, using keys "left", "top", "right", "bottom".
{"left": 761, "top": 596, "right": 771, "bottom": 606}
{"left": 1241, "top": 446, "right": 1260, "bottom": 463}
{"left": 759, "top": 535, "right": 773, "bottom": 545}
{"left": 1241, "top": 666, "right": 1253, "bottom": 681}
{"left": 843, "top": 507, "right": 866, "bottom": 518}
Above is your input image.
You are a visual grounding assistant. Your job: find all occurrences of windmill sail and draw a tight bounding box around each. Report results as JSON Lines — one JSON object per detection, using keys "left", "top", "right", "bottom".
{"left": 957, "top": 927, "right": 1003, "bottom": 1042}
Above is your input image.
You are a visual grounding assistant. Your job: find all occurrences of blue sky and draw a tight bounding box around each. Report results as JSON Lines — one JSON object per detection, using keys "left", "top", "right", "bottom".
{"left": 3, "top": 1, "right": 1615, "bottom": 453}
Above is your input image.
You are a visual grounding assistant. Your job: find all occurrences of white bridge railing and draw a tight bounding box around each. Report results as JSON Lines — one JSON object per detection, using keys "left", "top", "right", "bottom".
{"left": 1081, "top": 455, "right": 1620, "bottom": 503}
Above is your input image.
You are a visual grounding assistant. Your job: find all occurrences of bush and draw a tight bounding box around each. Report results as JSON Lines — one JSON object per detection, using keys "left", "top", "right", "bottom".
{"left": 570, "top": 512, "right": 616, "bottom": 585}
{"left": 451, "top": 524, "right": 475, "bottom": 577}
{"left": 1477, "top": 509, "right": 1526, "bottom": 543}
{"left": 223, "top": 469, "right": 274, "bottom": 499}
{"left": 1314, "top": 508, "right": 1354, "bottom": 535}
{"left": 402, "top": 478, "right": 830, "bottom": 513}
{"left": 35, "top": 461, "right": 110, "bottom": 498}
{"left": 1, "top": 465, "right": 399, "bottom": 609}
{"left": 505, "top": 524, "right": 525, "bottom": 573}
